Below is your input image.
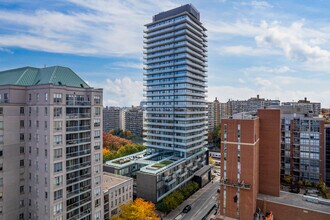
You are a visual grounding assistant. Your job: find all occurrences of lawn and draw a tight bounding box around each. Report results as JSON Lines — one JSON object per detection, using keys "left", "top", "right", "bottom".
{"left": 151, "top": 160, "right": 173, "bottom": 169}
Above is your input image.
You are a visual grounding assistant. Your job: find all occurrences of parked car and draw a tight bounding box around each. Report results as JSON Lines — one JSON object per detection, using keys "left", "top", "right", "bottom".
{"left": 183, "top": 205, "right": 192, "bottom": 213}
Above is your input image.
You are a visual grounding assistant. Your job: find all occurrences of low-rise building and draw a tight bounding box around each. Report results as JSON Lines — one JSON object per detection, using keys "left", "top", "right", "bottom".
{"left": 103, "top": 173, "right": 133, "bottom": 220}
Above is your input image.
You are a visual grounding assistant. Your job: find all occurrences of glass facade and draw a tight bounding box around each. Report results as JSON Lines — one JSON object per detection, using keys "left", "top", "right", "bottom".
{"left": 143, "top": 6, "right": 208, "bottom": 158}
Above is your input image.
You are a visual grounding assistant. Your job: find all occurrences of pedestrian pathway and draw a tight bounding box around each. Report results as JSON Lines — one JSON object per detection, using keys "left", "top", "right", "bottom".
{"left": 163, "top": 177, "right": 220, "bottom": 220}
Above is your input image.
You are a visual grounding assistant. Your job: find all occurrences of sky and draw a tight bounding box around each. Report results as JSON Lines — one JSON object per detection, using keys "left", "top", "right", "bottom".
{"left": 0, "top": 0, "right": 330, "bottom": 107}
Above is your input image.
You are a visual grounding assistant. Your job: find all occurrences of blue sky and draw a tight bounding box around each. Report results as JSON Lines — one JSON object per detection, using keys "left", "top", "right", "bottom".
{"left": 0, "top": 0, "right": 330, "bottom": 107}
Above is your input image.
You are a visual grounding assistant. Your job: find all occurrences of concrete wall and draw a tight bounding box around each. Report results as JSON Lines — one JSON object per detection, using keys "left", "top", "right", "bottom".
{"left": 136, "top": 172, "right": 157, "bottom": 202}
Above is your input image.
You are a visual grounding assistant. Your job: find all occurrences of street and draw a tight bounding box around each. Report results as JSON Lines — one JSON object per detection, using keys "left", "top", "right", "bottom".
{"left": 165, "top": 176, "right": 220, "bottom": 220}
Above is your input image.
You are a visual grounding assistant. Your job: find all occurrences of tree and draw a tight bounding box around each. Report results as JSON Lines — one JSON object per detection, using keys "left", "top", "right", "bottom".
{"left": 111, "top": 198, "right": 159, "bottom": 220}
{"left": 103, "top": 132, "right": 132, "bottom": 151}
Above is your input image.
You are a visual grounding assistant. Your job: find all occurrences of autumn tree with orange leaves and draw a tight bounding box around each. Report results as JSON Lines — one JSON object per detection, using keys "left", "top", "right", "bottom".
{"left": 103, "top": 132, "right": 132, "bottom": 151}
{"left": 110, "top": 198, "right": 160, "bottom": 220}
{"left": 103, "top": 132, "right": 146, "bottom": 162}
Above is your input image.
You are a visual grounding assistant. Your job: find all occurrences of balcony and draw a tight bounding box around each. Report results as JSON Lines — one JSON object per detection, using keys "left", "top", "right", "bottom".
{"left": 66, "top": 125, "right": 91, "bottom": 132}
{"left": 66, "top": 137, "right": 91, "bottom": 145}
{"left": 164, "top": 178, "right": 176, "bottom": 186}
{"left": 220, "top": 179, "right": 251, "bottom": 190}
{"left": 66, "top": 100, "right": 91, "bottom": 106}
{"left": 179, "top": 172, "right": 187, "bottom": 178}
{"left": 66, "top": 149, "right": 91, "bottom": 159}
{"left": 0, "top": 99, "right": 9, "bottom": 103}
{"left": 66, "top": 113, "right": 91, "bottom": 119}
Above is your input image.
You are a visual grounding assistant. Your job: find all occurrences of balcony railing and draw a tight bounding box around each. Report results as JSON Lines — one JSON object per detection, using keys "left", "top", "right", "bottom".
{"left": 66, "top": 149, "right": 91, "bottom": 159}
{"left": 66, "top": 113, "right": 91, "bottom": 119}
{"left": 66, "top": 125, "right": 91, "bottom": 132}
{"left": 66, "top": 137, "right": 91, "bottom": 145}
{"left": 66, "top": 100, "right": 91, "bottom": 106}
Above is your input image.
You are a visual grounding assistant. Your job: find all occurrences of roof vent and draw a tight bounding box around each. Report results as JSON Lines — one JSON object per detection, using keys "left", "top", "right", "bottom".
{"left": 80, "top": 84, "right": 84, "bottom": 88}
{"left": 58, "top": 81, "right": 62, "bottom": 85}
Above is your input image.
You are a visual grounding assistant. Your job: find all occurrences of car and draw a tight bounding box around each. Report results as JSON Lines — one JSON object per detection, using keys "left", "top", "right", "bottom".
{"left": 182, "top": 205, "right": 191, "bottom": 213}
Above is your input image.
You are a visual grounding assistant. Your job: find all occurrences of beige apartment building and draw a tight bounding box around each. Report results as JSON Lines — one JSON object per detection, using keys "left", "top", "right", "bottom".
{"left": 0, "top": 66, "right": 103, "bottom": 220}
{"left": 103, "top": 173, "right": 133, "bottom": 219}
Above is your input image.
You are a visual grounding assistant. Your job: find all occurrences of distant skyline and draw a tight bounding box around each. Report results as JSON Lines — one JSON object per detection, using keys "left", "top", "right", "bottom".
{"left": 1, "top": 0, "right": 330, "bottom": 107}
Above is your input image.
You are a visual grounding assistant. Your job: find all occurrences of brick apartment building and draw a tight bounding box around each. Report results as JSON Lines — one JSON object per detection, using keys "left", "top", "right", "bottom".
{"left": 219, "top": 109, "right": 330, "bottom": 220}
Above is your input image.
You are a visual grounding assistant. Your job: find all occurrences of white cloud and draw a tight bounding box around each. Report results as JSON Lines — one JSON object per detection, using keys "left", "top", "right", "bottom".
{"left": 218, "top": 45, "right": 279, "bottom": 56}
{"left": 0, "top": 0, "right": 179, "bottom": 56}
{"left": 89, "top": 77, "right": 143, "bottom": 107}
{"left": 250, "top": 1, "right": 273, "bottom": 9}
{"left": 111, "top": 62, "right": 143, "bottom": 70}
{"left": 243, "top": 65, "right": 294, "bottom": 74}
{"left": 206, "top": 20, "right": 262, "bottom": 37}
{"left": 255, "top": 21, "right": 330, "bottom": 63}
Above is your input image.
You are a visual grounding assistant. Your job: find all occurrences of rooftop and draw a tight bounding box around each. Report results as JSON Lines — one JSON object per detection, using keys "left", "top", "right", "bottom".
{"left": 103, "top": 172, "right": 133, "bottom": 191}
{"left": 257, "top": 191, "right": 330, "bottom": 214}
{"left": 0, "top": 66, "right": 90, "bottom": 88}
{"left": 153, "top": 4, "right": 200, "bottom": 22}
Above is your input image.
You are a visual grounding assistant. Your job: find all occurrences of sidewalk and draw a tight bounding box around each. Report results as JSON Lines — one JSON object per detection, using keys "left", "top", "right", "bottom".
{"left": 163, "top": 178, "right": 219, "bottom": 220}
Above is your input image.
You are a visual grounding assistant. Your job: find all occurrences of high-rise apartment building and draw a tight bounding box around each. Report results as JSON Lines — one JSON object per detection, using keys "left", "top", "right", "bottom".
{"left": 103, "top": 4, "right": 210, "bottom": 203}
{"left": 325, "top": 124, "right": 330, "bottom": 186}
{"left": 0, "top": 66, "right": 103, "bottom": 220}
{"left": 103, "top": 106, "right": 124, "bottom": 132}
{"left": 124, "top": 106, "right": 143, "bottom": 135}
{"left": 275, "top": 105, "right": 325, "bottom": 183}
{"left": 227, "top": 95, "right": 280, "bottom": 116}
{"left": 208, "top": 97, "right": 220, "bottom": 131}
{"left": 282, "top": 97, "right": 321, "bottom": 116}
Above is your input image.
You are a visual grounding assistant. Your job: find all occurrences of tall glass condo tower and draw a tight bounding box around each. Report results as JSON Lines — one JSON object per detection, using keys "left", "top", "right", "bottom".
{"left": 144, "top": 4, "right": 208, "bottom": 158}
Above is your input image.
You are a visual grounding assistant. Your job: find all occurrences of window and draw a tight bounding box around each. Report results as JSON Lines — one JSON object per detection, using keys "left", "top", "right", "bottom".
{"left": 45, "top": 93, "right": 48, "bottom": 101}
{"left": 94, "top": 95, "right": 101, "bottom": 104}
{"left": 28, "top": 93, "right": 31, "bottom": 101}
{"left": 20, "top": 185, "right": 24, "bottom": 194}
{"left": 0, "top": 135, "right": 3, "bottom": 144}
{"left": 94, "top": 165, "right": 101, "bottom": 173}
{"left": 20, "top": 159, "right": 24, "bottom": 167}
{"left": 54, "top": 189, "right": 63, "bottom": 200}
{"left": 29, "top": 107, "right": 31, "bottom": 115}
{"left": 94, "top": 130, "right": 100, "bottom": 138}
{"left": 54, "top": 149, "right": 62, "bottom": 159}
{"left": 95, "top": 187, "right": 101, "bottom": 197}
{"left": 45, "top": 121, "right": 48, "bottom": 129}
{"left": 20, "top": 120, "right": 24, "bottom": 128}
{"left": 94, "top": 153, "right": 101, "bottom": 162}
{"left": 45, "top": 135, "right": 48, "bottom": 144}
{"left": 36, "top": 120, "right": 39, "bottom": 128}
{"left": 44, "top": 107, "right": 48, "bottom": 116}
{"left": 0, "top": 149, "right": 3, "bottom": 156}
{"left": 53, "top": 203, "right": 63, "bottom": 215}
{"left": 95, "top": 176, "right": 101, "bottom": 185}
{"left": 95, "top": 107, "right": 101, "bottom": 116}
{"left": 54, "top": 107, "right": 62, "bottom": 117}
{"left": 54, "top": 135, "right": 62, "bottom": 145}
{"left": 94, "top": 118, "right": 101, "bottom": 127}
{"left": 0, "top": 107, "right": 2, "bottom": 115}
{"left": 54, "top": 176, "right": 63, "bottom": 186}
{"left": 29, "top": 120, "right": 31, "bottom": 127}
{"left": 54, "top": 121, "right": 62, "bottom": 131}
{"left": 36, "top": 93, "right": 39, "bottom": 101}
{"left": 53, "top": 93, "right": 62, "bottom": 103}
{"left": 95, "top": 210, "right": 101, "bottom": 220}
{"left": 20, "top": 107, "right": 24, "bottom": 115}
{"left": 94, "top": 142, "right": 101, "bottom": 150}
{"left": 54, "top": 162, "right": 62, "bottom": 173}
{"left": 20, "top": 146, "right": 24, "bottom": 154}
{"left": 95, "top": 198, "right": 101, "bottom": 207}
{"left": 20, "top": 133, "right": 24, "bottom": 141}
{"left": 0, "top": 121, "right": 3, "bottom": 129}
